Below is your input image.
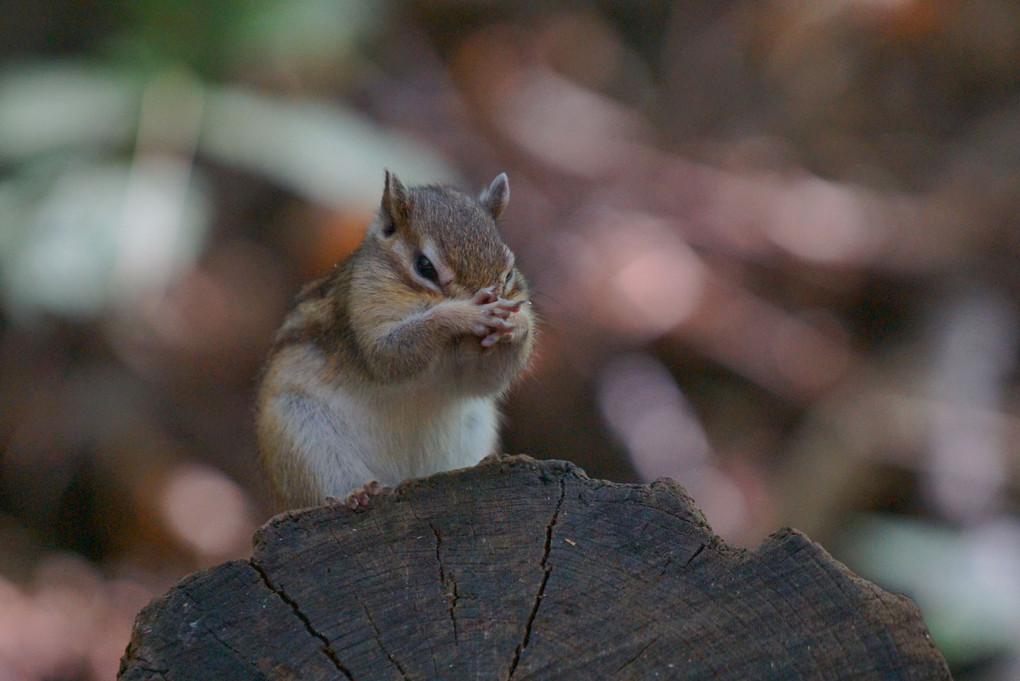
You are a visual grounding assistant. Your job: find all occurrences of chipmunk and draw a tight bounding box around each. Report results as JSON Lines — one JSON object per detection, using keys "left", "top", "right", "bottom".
{"left": 256, "top": 171, "right": 535, "bottom": 510}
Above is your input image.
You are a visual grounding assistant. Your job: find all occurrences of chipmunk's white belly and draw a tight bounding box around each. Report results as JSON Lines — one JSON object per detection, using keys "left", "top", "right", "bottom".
{"left": 262, "top": 344, "right": 502, "bottom": 500}
{"left": 314, "top": 382, "right": 499, "bottom": 487}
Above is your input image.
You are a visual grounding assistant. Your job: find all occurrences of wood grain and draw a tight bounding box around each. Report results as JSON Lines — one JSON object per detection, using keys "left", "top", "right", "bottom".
{"left": 119, "top": 455, "right": 951, "bottom": 680}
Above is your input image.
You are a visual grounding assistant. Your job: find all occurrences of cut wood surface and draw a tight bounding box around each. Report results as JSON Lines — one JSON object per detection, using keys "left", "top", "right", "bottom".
{"left": 119, "top": 455, "right": 951, "bottom": 680}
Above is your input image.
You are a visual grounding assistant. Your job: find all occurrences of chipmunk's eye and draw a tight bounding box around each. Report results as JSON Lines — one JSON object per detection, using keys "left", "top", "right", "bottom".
{"left": 414, "top": 253, "right": 439, "bottom": 284}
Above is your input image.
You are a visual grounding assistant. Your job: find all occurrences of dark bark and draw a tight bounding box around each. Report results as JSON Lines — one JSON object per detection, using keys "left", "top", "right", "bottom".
{"left": 119, "top": 455, "right": 951, "bottom": 680}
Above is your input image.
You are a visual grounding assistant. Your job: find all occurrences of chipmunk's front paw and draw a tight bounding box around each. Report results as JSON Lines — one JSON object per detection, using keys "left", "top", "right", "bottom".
{"left": 471, "top": 286, "right": 524, "bottom": 348}
{"left": 344, "top": 480, "right": 392, "bottom": 511}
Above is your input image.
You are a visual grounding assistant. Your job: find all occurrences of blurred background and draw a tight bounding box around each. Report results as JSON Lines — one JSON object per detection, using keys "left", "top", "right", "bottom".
{"left": 1, "top": 0, "right": 1018, "bottom": 678}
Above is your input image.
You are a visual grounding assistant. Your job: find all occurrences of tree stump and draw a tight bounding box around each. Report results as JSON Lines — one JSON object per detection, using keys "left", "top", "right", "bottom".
{"left": 118, "top": 455, "right": 951, "bottom": 680}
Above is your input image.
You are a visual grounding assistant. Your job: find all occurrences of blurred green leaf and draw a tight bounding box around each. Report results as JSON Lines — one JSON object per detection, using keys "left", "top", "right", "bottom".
{"left": 0, "top": 64, "right": 138, "bottom": 161}
{"left": 840, "top": 515, "right": 1020, "bottom": 665}
{"left": 230, "top": 0, "right": 385, "bottom": 72}
{"left": 0, "top": 158, "right": 210, "bottom": 320}
{"left": 103, "top": 0, "right": 386, "bottom": 79}
{"left": 103, "top": 0, "right": 251, "bottom": 77}
{"left": 200, "top": 86, "right": 456, "bottom": 210}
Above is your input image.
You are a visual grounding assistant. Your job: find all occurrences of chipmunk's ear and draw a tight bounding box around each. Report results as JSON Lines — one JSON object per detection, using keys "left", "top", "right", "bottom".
{"left": 380, "top": 169, "right": 411, "bottom": 237}
{"left": 480, "top": 172, "right": 509, "bottom": 221}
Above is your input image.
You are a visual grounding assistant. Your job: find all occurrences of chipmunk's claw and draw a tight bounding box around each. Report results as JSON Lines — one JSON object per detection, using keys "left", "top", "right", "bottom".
{"left": 343, "top": 480, "right": 392, "bottom": 511}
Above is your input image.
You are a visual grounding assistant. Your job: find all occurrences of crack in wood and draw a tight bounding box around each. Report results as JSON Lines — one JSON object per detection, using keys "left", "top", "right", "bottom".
{"left": 127, "top": 665, "right": 170, "bottom": 680}
{"left": 657, "top": 543, "right": 706, "bottom": 580}
{"left": 505, "top": 475, "right": 567, "bottom": 680}
{"left": 122, "top": 649, "right": 170, "bottom": 679}
{"left": 249, "top": 559, "right": 357, "bottom": 681}
{"left": 684, "top": 543, "right": 706, "bottom": 567}
{"left": 360, "top": 511, "right": 442, "bottom": 674}
{"left": 616, "top": 637, "right": 659, "bottom": 673}
{"left": 430, "top": 521, "right": 460, "bottom": 646}
{"left": 201, "top": 618, "right": 264, "bottom": 673}
{"left": 354, "top": 593, "right": 413, "bottom": 681}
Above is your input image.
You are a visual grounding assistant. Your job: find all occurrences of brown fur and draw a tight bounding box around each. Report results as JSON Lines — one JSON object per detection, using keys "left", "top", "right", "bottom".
{"left": 256, "top": 172, "right": 534, "bottom": 509}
